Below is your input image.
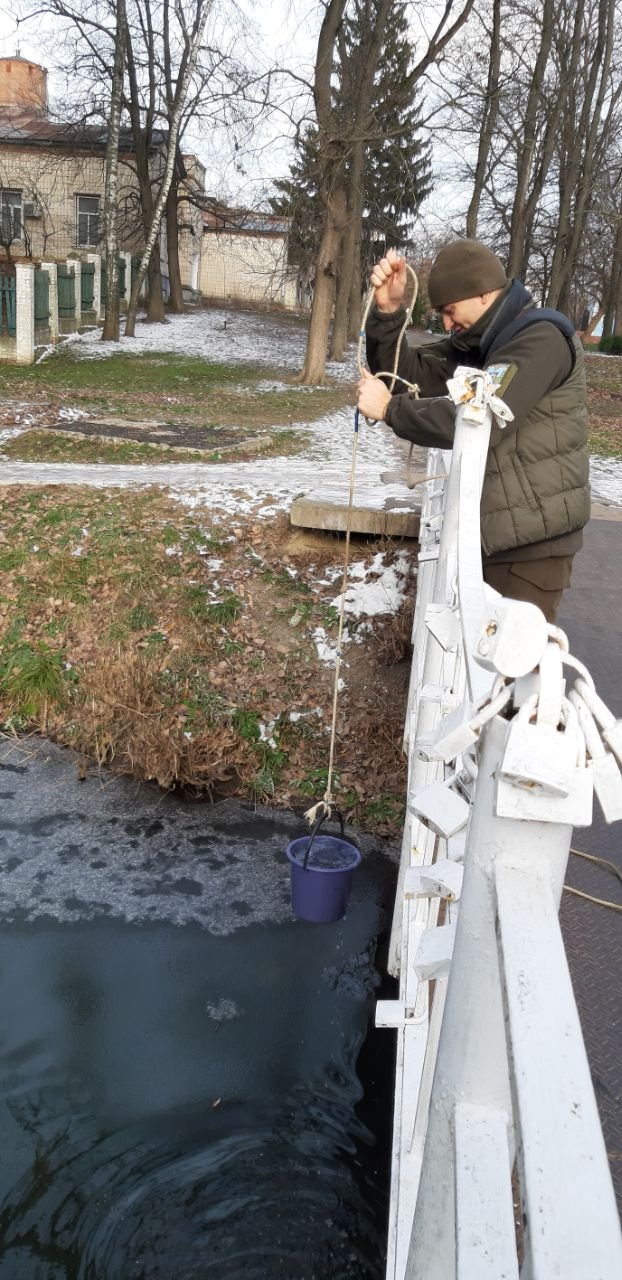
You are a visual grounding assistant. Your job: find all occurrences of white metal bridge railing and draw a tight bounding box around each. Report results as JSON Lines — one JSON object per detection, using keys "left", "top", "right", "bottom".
{"left": 376, "top": 366, "right": 622, "bottom": 1280}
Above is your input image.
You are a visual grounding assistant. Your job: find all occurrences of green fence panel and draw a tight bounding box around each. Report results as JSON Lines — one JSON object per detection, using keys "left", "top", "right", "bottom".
{"left": 34, "top": 267, "right": 50, "bottom": 324}
{"left": 57, "top": 265, "right": 76, "bottom": 318}
{"left": 100, "top": 260, "right": 126, "bottom": 301}
{"left": 81, "top": 262, "right": 95, "bottom": 309}
{"left": 0, "top": 275, "right": 16, "bottom": 336}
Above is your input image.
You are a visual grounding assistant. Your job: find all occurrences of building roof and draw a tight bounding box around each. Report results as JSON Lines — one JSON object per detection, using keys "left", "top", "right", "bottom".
{"left": 0, "top": 105, "right": 140, "bottom": 153}
{"left": 203, "top": 204, "right": 290, "bottom": 236}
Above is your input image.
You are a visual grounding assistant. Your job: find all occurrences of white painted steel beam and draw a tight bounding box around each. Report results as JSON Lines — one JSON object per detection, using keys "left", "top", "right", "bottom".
{"left": 405, "top": 717, "right": 516, "bottom": 1280}
{"left": 454, "top": 1102, "right": 519, "bottom": 1280}
{"left": 496, "top": 860, "right": 622, "bottom": 1279}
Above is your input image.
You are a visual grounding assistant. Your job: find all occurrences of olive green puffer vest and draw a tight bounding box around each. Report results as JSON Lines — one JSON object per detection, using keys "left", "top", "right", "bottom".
{"left": 480, "top": 336, "right": 590, "bottom": 558}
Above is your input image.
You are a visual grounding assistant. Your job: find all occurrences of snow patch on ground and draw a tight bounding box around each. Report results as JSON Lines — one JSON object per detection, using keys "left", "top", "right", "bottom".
{"left": 57, "top": 406, "right": 88, "bottom": 421}
{"left": 51, "top": 308, "right": 357, "bottom": 383}
{"left": 0, "top": 426, "right": 28, "bottom": 448}
{"left": 331, "top": 551, "right": 412, "bottom": 618}
{"left": 0, "top": 406, "right": 417, "bottom": 521}
{"left": 312, "top": 626, "right": 351, "bottom": 665}
{"left": 589, "top": 456, "right": 622, "bottom": 507}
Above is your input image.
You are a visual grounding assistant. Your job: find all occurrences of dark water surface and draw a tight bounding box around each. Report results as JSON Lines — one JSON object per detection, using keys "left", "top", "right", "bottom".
{"left": 0, "top": 738, "right": 397, "bottom": 1279}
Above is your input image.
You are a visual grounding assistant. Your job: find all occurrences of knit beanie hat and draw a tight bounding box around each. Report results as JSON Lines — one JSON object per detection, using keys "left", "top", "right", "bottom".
{"left": 428, "top": 239, "right": 507, "bottom": 307}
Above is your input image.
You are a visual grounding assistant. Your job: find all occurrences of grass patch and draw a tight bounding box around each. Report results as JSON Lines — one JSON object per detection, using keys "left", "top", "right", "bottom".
{"left": 2, "top": 426, "right": 315, "bottom": 466}
{"left": 2, "top": 350, "right": 266, "bottom": 395}
{"left": 0, "top": 641, "right": 66, "bottom": 717}
{"left": 0, "top": 348, "right": 353, "bottom": 431}
{"left": 0, "top": 487, "right": 411, "bottom": 835}
{"left": 2, "top": 430, "right": 224, "bottom": 466}
{"left": 585, "top": 353, "right": 622, "bottom": 458}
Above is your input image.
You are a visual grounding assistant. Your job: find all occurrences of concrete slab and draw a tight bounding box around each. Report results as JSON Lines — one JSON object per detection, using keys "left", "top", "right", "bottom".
{"left": 290, "top": 483, "right": 421, "bottom": 537}
{"left": 44, "top": 417, "right": 273, "bottom": 456}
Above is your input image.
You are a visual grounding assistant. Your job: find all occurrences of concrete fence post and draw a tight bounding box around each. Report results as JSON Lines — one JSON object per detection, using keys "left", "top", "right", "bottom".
{"left": 41, "top": 261, "right": 58, "bottom": 343}
{"left": 87, "top": 252, "right": 102, "bottom": 323}
{"left": 15, "top": 262, "right": 35, "bottom": 365}
{"left": 68, "top": 258, "right": 81, "bottom": 330}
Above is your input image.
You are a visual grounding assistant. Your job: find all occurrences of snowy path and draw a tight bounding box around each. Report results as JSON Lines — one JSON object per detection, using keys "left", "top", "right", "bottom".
{"left": 4, "top": 308, "right": 620, "bottom": 509}
{"left": 2, "top": 419, "right": 621, "bottom": 512}
{"left": 0, "top": 408, "right": 425, "bottom": 519}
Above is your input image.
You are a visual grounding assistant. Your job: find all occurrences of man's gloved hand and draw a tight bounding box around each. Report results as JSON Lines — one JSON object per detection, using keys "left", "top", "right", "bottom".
{"left": 357, "top": 368, "right": 392, "bottom": 422}
{"left": 370, "top": 248, "right": 408, "bottom": 313}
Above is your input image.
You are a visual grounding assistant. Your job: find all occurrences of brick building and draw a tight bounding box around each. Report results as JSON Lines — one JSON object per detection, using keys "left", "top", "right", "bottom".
{"left": 0, "top": 54, "right": 299, "bottom": 310}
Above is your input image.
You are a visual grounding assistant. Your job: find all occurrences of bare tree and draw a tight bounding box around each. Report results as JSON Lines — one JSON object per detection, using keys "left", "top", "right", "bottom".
{"left": 102, "top": 0, "right": 127, "bottom": 340}
{"left": 20, "top": 0, "right": 255, "bottom": 327}
{"left": 546, "top": 0, "right": 618, "bottom": 308}
{"left": 124, "top": 0, "right": 213, "bottom": 334}
{"left": 464, "top": 0, "right": 501, "bottom": 239}
{"left": 298, "top": 0, "right": 477, "bottom": 385}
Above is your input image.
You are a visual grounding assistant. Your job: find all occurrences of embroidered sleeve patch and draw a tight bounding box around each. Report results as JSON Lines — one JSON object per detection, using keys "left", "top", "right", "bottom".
{"left": 484, "top": 362, "right": 518, "bottom": 396}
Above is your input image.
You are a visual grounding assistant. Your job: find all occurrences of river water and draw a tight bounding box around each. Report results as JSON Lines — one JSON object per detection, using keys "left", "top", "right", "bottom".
{"left": 0, "top": 736, "right": 397, "bottom": 1279}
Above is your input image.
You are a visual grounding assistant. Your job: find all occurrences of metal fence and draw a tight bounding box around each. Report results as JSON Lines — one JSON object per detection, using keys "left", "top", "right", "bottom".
{"left": 0, "top": 272, "right": 16, "bottom": 336}
{"left": 80, "top": 262, "right": 95, "bottom": 311}
{"left": 34, "top": 266, "right": 49, "bottom": 326}
{"left": 100, "top": 257, "right": 127, "bottom": 301}
{"left": 377, "top": 368, "right": 622, "bottom": 1278}
{"left": 57, "top": 264, "right": 75, "bottom": 319}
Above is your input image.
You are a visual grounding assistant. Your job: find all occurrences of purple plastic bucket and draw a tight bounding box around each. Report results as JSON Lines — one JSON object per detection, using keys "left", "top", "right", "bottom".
{"left": 286, "top": 834, "right": 362, "bottom": 923}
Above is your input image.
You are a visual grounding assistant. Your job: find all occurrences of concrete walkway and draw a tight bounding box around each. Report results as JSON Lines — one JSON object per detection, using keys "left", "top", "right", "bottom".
{"left": 558, "top": 518, "right": 622, "bottom": 1209}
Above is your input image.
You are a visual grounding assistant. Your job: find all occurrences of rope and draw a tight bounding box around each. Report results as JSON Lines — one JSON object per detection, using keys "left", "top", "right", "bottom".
{"left": 357, "top": 264, "right": 422, "bottom": 489}
{"left": 305, "top": 261, "right": 420, "bottom": 828}
{"left": 562, "top": 845, "right": 622, "bottom": 913}
{"left": 563, "top": 886, "right": 622, "bottom": 913}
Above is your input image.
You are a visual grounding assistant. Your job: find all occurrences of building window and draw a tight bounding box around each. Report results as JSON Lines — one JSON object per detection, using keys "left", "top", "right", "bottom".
{"left": 0, "top": 189, "right": 22, "bottom": 242}
{"left": 76, "top": 195, "right": 100, "bottom": 247}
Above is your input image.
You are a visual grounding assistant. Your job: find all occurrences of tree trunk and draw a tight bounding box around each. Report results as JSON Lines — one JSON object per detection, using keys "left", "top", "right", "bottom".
{"left": 465, "top": 0, "right": 501, "bottom": 240}
{"left": 101, "top": 0, "right": 126, "bottom": 342}
{"left": 146, "top": 244, "right": 166, "bottom": 323}
{"left": 298, "top": 185, "right": 347, "bottom": 384}
{"left": 547, "top": 0, "right": 615, "bottom": 308}
{"left": 507, "top": 0, "right": 555, "bottom": 276}
{"left": 348, "top": 247, "right": 362, "bottom": 342}
{"left": 125, "top": 1, "right": 211, "bottom": 338}
{"left": 330, "top": 141, "right": 365, "bottom": 360}
{"left": 166, "top": 181, "right": 185, "bottom": 313}
{"left": 603, "top": 211, "right": 622, "bottom": 335}
{"left": 585, "top": 305, "right": 604, "bottom": 337}
{"left": 330, "top": 227, "right": 352, "bottom": 362}
{"left": 614, "top": 270, "right": 622, "bottom": 336}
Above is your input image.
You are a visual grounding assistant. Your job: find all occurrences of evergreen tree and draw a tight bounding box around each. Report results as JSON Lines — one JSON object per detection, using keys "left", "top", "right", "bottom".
{"left": 362, "top": 2, "right": 433, "bottom": 269}
{"left": 271, "top": 1, "right": 433, "bottom": 290}
{"left": 270, "top": 128, "right": 323, "bottom": 281}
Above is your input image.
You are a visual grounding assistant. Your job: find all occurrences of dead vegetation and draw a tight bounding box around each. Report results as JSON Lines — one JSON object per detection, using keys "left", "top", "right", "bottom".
{"left": 0, "top": 487, "right": 415, "bottom": 836}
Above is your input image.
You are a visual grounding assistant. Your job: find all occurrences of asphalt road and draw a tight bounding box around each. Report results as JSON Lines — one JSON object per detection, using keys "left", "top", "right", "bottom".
{"left": 557, "top": 516, "right": 622, "bottom": 1209}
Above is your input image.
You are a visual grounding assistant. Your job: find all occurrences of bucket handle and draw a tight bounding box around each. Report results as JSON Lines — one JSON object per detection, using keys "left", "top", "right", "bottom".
{"left": 301, "top": 807, "right": 351, "bottom": 872}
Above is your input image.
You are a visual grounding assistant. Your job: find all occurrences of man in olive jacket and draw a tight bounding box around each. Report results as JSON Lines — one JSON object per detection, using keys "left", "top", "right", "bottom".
{"left": 357, "top": 240, "right": 590, "bottom": 622}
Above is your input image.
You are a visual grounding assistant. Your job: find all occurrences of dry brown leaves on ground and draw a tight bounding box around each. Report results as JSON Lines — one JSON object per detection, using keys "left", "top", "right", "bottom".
{"left": 0, "top": 487, "right": 416, "bottom": 837}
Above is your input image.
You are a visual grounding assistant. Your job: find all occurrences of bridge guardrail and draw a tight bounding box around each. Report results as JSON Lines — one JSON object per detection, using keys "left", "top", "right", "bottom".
{"left": 377, "top": 367, "right": 622, "bottom": 1279}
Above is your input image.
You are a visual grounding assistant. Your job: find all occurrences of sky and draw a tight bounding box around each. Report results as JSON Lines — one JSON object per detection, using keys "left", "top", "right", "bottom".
{"left": 0, "top": 1, "right": 469, "bottom": 237}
